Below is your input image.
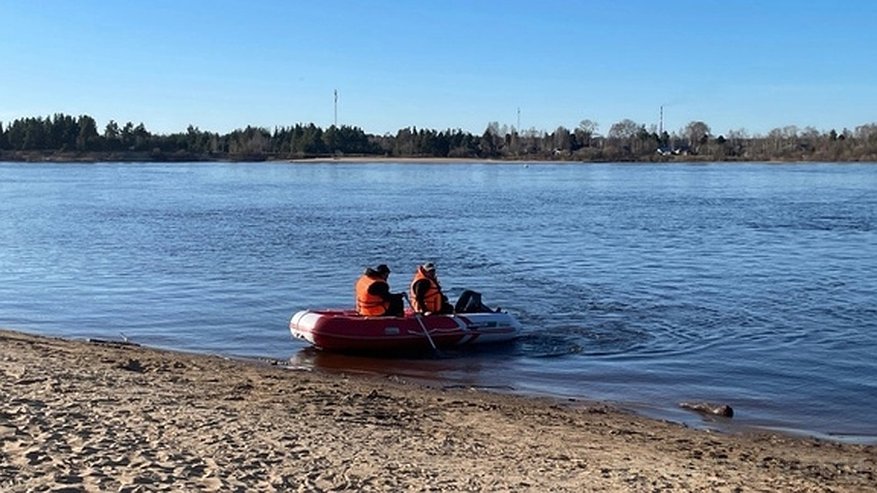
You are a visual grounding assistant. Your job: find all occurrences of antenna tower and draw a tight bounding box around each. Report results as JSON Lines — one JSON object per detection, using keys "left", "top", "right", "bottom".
{"left": 659, "top": 105, "right": 664, "bottom": 135}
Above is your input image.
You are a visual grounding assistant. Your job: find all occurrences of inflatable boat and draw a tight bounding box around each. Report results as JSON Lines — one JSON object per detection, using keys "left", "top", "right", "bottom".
{"left": 289, "top": 309, "right": 523, "bottom": 353}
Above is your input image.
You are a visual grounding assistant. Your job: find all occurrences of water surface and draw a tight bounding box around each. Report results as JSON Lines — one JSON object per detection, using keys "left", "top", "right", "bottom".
{"left": 1, "top": 161, "right": 875, "bottom": 443}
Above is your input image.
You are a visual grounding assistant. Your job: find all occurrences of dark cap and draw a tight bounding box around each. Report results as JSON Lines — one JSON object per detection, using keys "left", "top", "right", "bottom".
{"left": 421, "top": 262, "right": 435, "bottom": 272}
{"left": 375, "top": 264, "right": 391, "bottom": 275}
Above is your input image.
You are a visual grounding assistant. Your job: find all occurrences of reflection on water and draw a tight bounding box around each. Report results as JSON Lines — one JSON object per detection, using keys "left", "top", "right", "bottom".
{"left": 1, "top": 161, "right": 876, "bottom": 443}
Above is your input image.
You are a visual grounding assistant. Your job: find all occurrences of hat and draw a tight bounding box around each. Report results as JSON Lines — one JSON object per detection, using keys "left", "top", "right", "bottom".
{"left": 375, "top": 264, "right": 391, "bottom": 275}
{"left": 421, "top": 262, "right": 435, "bottom": 272}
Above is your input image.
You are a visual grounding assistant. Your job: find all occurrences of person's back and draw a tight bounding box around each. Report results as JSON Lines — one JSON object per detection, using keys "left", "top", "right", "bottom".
{"left": 355, "top": 264, "right": 403, "bottom": 317}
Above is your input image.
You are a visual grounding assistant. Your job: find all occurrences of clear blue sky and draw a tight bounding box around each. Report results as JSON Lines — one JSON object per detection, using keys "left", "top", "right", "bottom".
{"left": 2, "top": 0, "right": 875, "bottom": 137}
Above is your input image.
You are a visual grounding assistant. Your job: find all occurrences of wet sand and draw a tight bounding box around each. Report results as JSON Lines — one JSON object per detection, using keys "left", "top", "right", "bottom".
{"left": 2, "top": 328, "right": 875, "bottom": 492}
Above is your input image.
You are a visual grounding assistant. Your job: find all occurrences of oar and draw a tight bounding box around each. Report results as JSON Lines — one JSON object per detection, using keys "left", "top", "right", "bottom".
{"left": 403, "top": 293, "right": 440, "bottom": 353}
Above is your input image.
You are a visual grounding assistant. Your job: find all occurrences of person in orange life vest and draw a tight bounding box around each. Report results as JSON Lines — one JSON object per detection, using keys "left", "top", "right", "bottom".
{"left": 409, "top": 262, "right": 454, "bottom": 315}
{"left": 355, "top": 264, "right": 404, "bottom": 317}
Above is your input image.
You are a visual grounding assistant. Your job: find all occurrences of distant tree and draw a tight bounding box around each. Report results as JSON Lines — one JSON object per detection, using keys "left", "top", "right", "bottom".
{"left": 430, "top": 129, "right": 451, "bottom": 157}
{"left": 47, "top": 113, "right": 75, "bottom": 150}
{"left": 416, "top": 128, "right": 437, "bottom": 156}
{"left": 4, "top": 110, "right": 877, "bottom": 162}
{"left": 292, "top": 123, "right": 323, "bottom": 155}
{"left": 853, "top": 123, "right": 877, "bottom": 159}
{"left": 338, "top": 126, "right": 359, "bottom": 154}
{"left": 132, "top": 123, "right": 150, "bottom": 151}
{"left": 657, "top": 130, "right": 670, "bottom": 150}
{"left": 683, "top": 121, "right": 711, "bottom": 153}
{"left": 724, "top": 128, "right": 749, "bottom": 158}
{"left": 606, "top": 119, "right": 642, "bottom": 159}
{"left": 766, "top": 127, "right": 785, "bottom": 155}
{"left": 323, "top": 125, "right": 339, "bottom": 154}
{"left": 578, "top": 119, "right": 599, "bottom": 135}
{"left": 479, "top": 127, "right": 498, "bottom": 158}
{"left": 607, "top": 119, "right": 640, "bottom": 140}
{"left": 855, "top": 123, "right": 877, "bottom": 140}
{"left": 22, "top": 117, "right": 49, "bottom": 150}
{"left": 120, "top": 122, "right": 135, "bottom": 150}
{"left": 393, "top": 127, "right": 415, "bottom": 156}
{"left": 576, "top": 119, "right": 599, "bottom": 148}
{"left": 184, "top": 125, "right": 199, "bottom": 152}
{"left": 552, "top": 126, "right": 572, "bottom": 153}
{"left": 505, "top": 129, "right": 522, "bottom": 156}
{"left": 446, "top": 129, "right": 476, "bottom": 158}
{"left": 76, "top": 115, "right": 100, "bottom": 151}
{"left": 228, "top": 126, "right": 272, "bottom": 156}
{"left": 5, "top": 119, "right": 23, "bottom": 150}
{"left": 103, "top": 120, "right": 122, "bottom": 151}
{"left": 636, "top": 126, "right": 658, "bottom": 157}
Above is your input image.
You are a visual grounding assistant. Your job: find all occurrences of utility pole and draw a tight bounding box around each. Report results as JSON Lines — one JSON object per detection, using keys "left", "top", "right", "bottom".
{"left": 517, "top": 107, "right": 521, "bottom": 132}
{"left": 334, "top": 89, "right": 338, "bottom": 128}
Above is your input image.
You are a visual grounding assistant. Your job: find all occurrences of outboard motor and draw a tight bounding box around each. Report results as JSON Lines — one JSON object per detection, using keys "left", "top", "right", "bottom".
{"left": 455, "top": 289, "right": 491, "bottom": 313}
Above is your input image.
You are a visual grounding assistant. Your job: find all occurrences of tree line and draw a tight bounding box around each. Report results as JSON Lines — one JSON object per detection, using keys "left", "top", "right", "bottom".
{"left": 1, "top": 113, "right": 876, "bottom": 162}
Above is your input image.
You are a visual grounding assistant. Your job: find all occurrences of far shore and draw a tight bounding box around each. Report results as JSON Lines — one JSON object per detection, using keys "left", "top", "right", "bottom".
{"left": 2, "top": 149, "right": 853, "bottom": 165}
{"left": 287, "top": 156, "right": 510, "bottom": 164}
{"left": 2, "top": 327, "right": 875, "bottom": 491}
{"left": 0, "top": 149, "right": 627, "bottom": 164}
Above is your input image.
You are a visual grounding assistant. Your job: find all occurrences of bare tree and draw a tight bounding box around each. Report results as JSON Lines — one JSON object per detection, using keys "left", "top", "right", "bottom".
{"left": 608, "top": 119, "right": 640, "bottom": 140}
{"left": 576, "top": 119, "right": 599, "bottom": 148}
{"left": 684, "top": 121, "right": 711, "bottom": 153}
{"left": 553, "top": 126, "right": 571, "bottom": 153}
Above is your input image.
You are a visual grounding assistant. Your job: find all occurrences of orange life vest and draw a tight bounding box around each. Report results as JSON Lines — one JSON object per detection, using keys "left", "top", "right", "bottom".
{"left": 409, "top": 267, "right": 443, "bottom": 313}
{"left": 355, "top": 274, "right": 389, "bottom": 316}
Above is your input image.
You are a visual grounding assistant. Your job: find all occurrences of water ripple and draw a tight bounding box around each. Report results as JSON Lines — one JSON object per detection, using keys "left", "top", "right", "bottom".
{"left": 2, "top": 161, "right": 877, "bottom": 442}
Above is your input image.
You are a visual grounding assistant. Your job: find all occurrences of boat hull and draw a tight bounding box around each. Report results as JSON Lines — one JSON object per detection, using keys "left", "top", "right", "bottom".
{"left": 289, "top": 309, "right": 522, "bottom": 353}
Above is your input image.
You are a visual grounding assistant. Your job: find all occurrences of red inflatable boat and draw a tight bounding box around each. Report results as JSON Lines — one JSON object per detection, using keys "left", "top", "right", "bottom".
{"left": 289, "top": 309, "right": 523, "bottom": 353}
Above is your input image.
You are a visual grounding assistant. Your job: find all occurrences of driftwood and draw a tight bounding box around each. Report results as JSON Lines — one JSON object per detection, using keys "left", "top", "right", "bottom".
{"left": 679, "top": 401, "right": 734, "bottom": 418}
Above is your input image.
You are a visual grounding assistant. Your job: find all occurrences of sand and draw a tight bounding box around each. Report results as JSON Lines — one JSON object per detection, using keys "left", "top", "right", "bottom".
{"left": 1, "top": 329, "right": 875, "bottom": 492}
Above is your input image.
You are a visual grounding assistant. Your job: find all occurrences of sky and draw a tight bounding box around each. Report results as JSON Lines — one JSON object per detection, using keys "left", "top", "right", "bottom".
{"left": 2, "top": 0, "right": 875, "bottom": 137}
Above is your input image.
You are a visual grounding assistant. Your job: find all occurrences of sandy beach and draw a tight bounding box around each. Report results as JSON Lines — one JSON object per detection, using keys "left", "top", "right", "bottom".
{"left": 1, "top": 329, "right": 874, "bottom": 492}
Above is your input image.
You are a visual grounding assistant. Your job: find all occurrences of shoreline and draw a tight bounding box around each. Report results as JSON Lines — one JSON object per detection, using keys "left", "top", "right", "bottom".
{"left": 2, "top": 150, "right": 866, "bottom": 165}
{"left": 2, "top": 328, "right": 875, "bottom": 491}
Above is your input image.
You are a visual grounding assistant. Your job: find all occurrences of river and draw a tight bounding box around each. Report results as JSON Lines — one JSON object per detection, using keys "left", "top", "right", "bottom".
{"left": 1, "top": 161, "right": 875, "bottom": 443}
